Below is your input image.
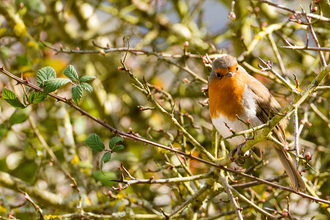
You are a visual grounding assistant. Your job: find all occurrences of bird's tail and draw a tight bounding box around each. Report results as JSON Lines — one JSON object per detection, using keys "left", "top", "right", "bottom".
{"left": 272, "top": 145, "right": 306, "bottom": 191}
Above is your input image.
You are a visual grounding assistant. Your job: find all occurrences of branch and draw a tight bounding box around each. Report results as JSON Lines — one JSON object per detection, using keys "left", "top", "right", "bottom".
{"left": 258, "top": 57, "right": 298, "bottom": 94}
{"left": 28, "top": 116, "right": 83, "bottom": 210}
{"left": 1, "top": 66, "right": 330, "bottom": 204}
{"left": 237, "top": 23, "right": 284, "bottom": 62}
{"left": 109, "top": 172, "right": 214, "bottom": 186}
{"left": 219, "top": 171, "right": 243, "bottom": 220}
{"left": 281, "top": 46, "right": 330, "bottom": 52}
{"left": 229, "top": 186, "right": 277, "bottom": 219}
{"left": 253, "top": 0, "right": 330, "bottom": 22}
{"left": 300, "top": 5, "right": 327, "bottom": 67}
{"left": 40, "top": 41, "right": 208, "bottom": 84}
{"left": 168, "top": 184, "right": 210, "bottom": 219}
{"left": 0, "top": 171, "right": 74, "bottom": 211}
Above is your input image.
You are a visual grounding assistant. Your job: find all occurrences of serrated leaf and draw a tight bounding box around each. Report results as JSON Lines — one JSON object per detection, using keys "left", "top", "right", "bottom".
{"left": 44, "top": 78, "right": 71, "bottom": 94}
{"left": 79, "top": 75, "right": 96, "bottom": 83}
{"left": 72, "top": 85, "right": 83, "bottom": 104}
{"left": 80, "top": 83, "right": 93, "bottom": 93}
{"left": 32, "top": 91, "right": 47, "bottom": 104}
{"left": 9, "top": 107, "right": 31, "bottom": 125}
{"left": 63, "top": 65, "right": 79, "bottom": 82}
{"left": 112, "top": 145, "right": 124, "bottom": 152}
{"left": 85, "top": 133, "right": 105, "bottom": 152}
{"left": 37, "top": 66, "right": 56, "bottom": 87}
{"left": 28, "top": 91, "right": 47, "bottom": 104}
{"left": 100, "top": 152, "right": 112, "bottom": 175}
{"left": 2, "top": 88, "right": 26, "bottom": 109}
{"left": 109, "top": 136, "right": 124, "bottom": 149}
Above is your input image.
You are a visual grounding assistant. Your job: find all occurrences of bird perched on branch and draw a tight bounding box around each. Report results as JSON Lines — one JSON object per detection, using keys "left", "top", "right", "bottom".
{"left": 208, "top": 54, "right": 305, "bottom": 191}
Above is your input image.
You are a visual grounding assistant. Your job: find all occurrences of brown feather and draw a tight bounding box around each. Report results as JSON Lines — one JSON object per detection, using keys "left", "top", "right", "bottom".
{"left": 247, "top": 76, "right": 306, "bottom": 191}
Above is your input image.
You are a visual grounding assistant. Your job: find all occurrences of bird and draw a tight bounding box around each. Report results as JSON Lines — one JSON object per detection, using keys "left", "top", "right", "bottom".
{"left": 208, "top": 54, "right": 306, "bottom": 191}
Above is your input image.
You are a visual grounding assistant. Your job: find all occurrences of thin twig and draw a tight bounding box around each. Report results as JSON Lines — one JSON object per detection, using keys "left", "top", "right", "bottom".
{"left": 300, "top": 5, "right": 327, "bottom": 67}
{"left": 109, "top": 172, "right": 213, "bottom": 186}
{"left": 219, "top": 171, "right": 243, "bottom": 220}
{"left": 19, "top": 191, "right": 45, "bottom": 220}
{"left": 168, "top": 184, "right": 210, "bottom": 219}
{"left": 258, "top": 57, "right": 298, "bottom": 94}
{"left": 293, "top": 107, "right": 300, "bottom": 169}
{"left": 229, "top": 186, "right": 278, "bottom": 219}
{"left": 253, "top": 0, "right": 330, "bottom": 22}
{"left": 1, "top": 66, "right": 330, "bottom": 204}
{"left": 281, "top": 46, "right": 330, "bottom": 52}
{"left": 28, "top": 116, "right": 84, "bottom": 210}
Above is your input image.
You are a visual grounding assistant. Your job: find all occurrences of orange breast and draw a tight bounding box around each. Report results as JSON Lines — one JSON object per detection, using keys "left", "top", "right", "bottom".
{"left": 209, "top": 75, "right": 248, "bottom": 120}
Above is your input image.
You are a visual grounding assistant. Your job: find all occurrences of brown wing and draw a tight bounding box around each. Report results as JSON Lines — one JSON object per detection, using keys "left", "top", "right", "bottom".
{"left": 247, "top": 76, "right": 287, "bottom": 144}
{"left": 247, "top": 76, "right": 306, "bottom": 191}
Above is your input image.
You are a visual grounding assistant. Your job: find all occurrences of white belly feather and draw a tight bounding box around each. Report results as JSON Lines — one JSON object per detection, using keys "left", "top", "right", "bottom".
{"left": 212, "top": 85, "right": 263, "bottom": 146}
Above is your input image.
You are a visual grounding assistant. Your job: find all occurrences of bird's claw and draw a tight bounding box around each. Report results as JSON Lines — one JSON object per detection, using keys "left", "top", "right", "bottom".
{"left": 230, "top": 143, "right": 246, "bottom": 164}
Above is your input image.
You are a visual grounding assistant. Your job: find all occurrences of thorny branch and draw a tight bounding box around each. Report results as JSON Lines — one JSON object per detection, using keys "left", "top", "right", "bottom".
{"left": 1, "top": 66, "right": 330, "bottom": 205}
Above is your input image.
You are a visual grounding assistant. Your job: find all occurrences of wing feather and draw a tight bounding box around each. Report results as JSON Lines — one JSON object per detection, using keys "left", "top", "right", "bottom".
{"left": 247, "top": 77, "right": 287, "bottom": 144}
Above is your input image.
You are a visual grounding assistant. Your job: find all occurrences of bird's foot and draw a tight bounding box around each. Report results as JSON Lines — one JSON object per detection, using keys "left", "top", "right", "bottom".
{"left": 230, "top": 143, "right": 246, "bottom": 164}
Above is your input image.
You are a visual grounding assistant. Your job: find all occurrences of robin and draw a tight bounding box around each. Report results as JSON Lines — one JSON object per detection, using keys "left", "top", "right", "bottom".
{"left": 208, "top": 54, "right": 306, "bottom": 191}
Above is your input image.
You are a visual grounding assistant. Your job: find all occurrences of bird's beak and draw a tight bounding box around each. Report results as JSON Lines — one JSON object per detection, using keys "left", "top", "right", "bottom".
{"left": 226, "top": 72, "right": 233, "bottom": 77}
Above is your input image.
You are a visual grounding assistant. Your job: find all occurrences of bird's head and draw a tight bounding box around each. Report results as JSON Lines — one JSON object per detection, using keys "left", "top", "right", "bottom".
{"left": 209, "top": 55, "right": 238, "bottom": 84}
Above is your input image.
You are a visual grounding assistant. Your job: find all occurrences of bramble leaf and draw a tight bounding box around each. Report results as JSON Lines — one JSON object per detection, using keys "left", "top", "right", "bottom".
{"left": 2, "top": 88, "right": 26, "bottom": 109}
{"left": 80, "top": 83, "right": 93, "bottom": 93}
{"left": 43, "top": 78, "right": 71, "bottom": 94}
{"left": 28, "top": 91, "right": 47, "bottom": 104}
{"left": 85, "top": 133, "right": 105, "bottom": 152}
{"left": 37, "top": 66, "right": 56, "bottom": 87}
{"left": 64, "top": 65, "right": 79, "bottom": 82}
{"left": 79, "top": 75, "right": 96, "bottom": 83}
{"left": 72, "top": 84, "right": 83, "bottom": 104}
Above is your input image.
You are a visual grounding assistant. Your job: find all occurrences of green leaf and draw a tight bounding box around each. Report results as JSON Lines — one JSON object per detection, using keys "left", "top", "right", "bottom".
{"left": 63, "top": 65, "right": 79, "bottom": 82}
{"left": 9, "top": 107, "right": 31, "bottom": 125}
{"left": 112, "top": 145, "right": 124, "bottom": 152}
{"left": 2, "top": 88, "right": 26, "bottom": 109}
{"left": 72, "top": 84, "right": 83, "bottom": 104}
{"left": 80, "top": 83, "right": 93, "bottom": 93}
{"left": 79, "top": 75, "right": 96, "bottom": 83}
{"left": 100, "top": 152, "right": 111, "bottom": 175}
{"left": 28, "top": 91, "right": 47, "bottom": 104}
{"left": 109, "top": 136, "right": 124, "bottom": 149}
{"left": 44, "top": 78, "right": 71, "bottom": 94}
{"left": 85, "top": 133, "right": 105, "bottom": 152}
{"left": 37, "top": 66, "right": 56, "bottom": 87}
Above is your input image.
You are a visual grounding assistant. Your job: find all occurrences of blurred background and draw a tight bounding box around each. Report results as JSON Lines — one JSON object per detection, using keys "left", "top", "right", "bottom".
{"left": 0, "top": 0, "right": 330, "bottom": 219}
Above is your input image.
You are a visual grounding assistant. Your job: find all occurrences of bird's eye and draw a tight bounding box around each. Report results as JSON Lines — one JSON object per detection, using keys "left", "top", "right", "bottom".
{"left": 216, "top": 72, "right": 221, "bottom": 77}
{"left": 236, "top": 67, "right": 238, "bottom": 71}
